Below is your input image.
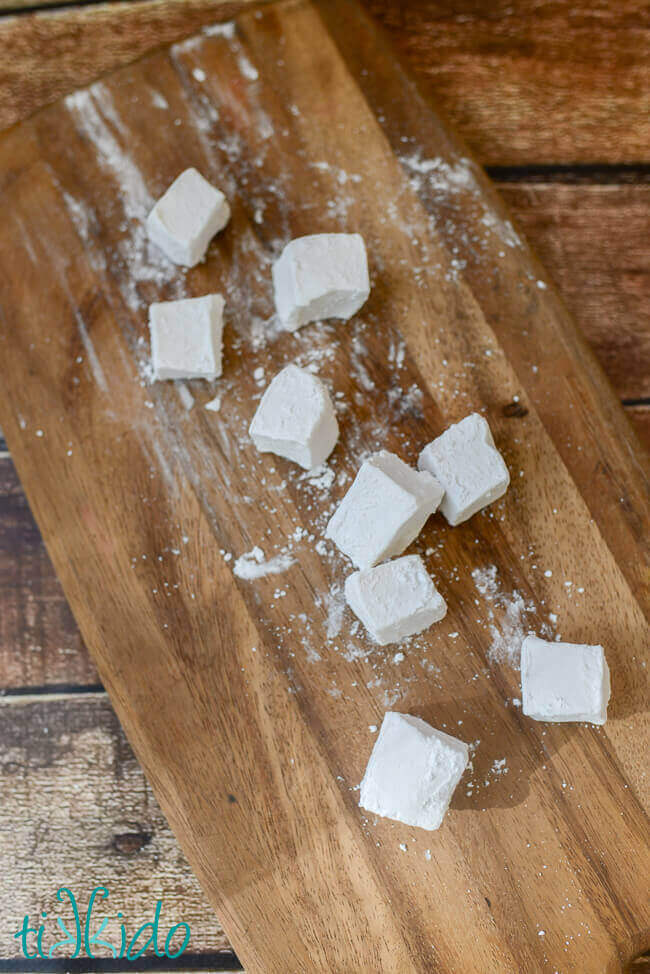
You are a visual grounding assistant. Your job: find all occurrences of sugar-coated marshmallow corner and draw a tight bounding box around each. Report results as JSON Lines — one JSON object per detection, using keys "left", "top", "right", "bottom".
{"left": 360, "top": 712, "right": 469, "bottom": 830}
{"left": 249, "top": 364, "right": 339, "bottom": 469}
{"left": 146, "top": 168, "right": 230, "bottom": 267}
{"left": 149, "top": 294, "right": 225, "bottom": 381}
{"left": 418, "top": 412, "right": 509, "bottom": 525}
{"left": 521, "top": 635, "right": 610, "bottom": 725}
{"left": 273, "top": 233, "right": 370, "bottom": 331}
{"left": 326, "top": 451, "right": 443, "bottom": 569}
{"left": 344, "top": 555, "right": 447, "bottom": 645}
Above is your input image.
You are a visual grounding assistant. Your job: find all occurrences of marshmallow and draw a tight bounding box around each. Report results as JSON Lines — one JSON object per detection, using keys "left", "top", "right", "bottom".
{"left": 146, "top": 168, "right": 230, "bottom": 267}
{"left": 521, "top": 635, "right": 610, "bottom": 725}
{"left": 418, "top": 413, "right": 509, "bottom": 525}
{"left": 249, "top": 365, "right": 339, "bottom": 469}
{"left": 325, "top": 451, "right": 443, "bottom": 569}
{"left": 272, "top": 233, "right": 370, "bottom": 331}
{"left": 345, "top": 555, "right": 447, "bottom": 645}
{"left": 149, "top": 294, "right": 225, "bottom": 381}
{"left": 360, "top": 712, "right": 469, "bottom": 831}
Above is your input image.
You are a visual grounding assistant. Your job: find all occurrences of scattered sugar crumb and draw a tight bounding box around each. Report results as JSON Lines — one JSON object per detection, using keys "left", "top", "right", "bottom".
{"left": 177, "top": 384, "right": 194, "bottom": 411}
{"left": 233, "top": 546, "right": 295, "bottom": 580}
{"left": 299, "top": 464, "right": 335, "bottom": 491}
{"left": 203, "top": 21, "right": 236, "bottom": 39}
{"left": 319, "top": 583, "right": 346, "bottom": 640}
{"left": 238, "top": 53, "right": 259, "bottom": 82}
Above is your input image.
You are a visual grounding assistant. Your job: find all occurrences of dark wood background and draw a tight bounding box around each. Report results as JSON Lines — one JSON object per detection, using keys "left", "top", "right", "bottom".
{"left": 0, "top": 1, "right": 647, "bottom": 970}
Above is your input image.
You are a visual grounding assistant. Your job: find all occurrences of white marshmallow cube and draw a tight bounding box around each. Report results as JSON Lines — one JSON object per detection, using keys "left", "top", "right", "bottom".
{"left": 345, "top": 555, "right": 447, "bottom": 645}
{"left": 521, "top": 635, "right": 610, "bottom": 725}
{"left": 326, "top": 451, "right": 443, "bottom": 569}
{"left": 360, "top": 712, "right": 469, "bottom": 831}
{"left": 249, "top": 364, "right": 339, "bottom": 470}
{"left": 272, "top": 233, "right": 370, "bottom": 331}
{"left": 418, "top": 412, "right": 510, "bottom": 525}
{"left": 146, "top": 168, "right": 230, "bottom": 267}
{"left": 149, "top": 294, "right": 225, "bottom": 381}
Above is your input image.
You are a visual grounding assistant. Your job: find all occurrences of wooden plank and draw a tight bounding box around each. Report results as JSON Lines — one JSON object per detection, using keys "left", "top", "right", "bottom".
{"left": 0, "top": 456, "right": 98, "bottom": 687}
{"left": 0, "top": 0, "right": 648, "bottom": 165}
{"left": 500, "top": 183, "right": 650, "bottom": 401}
{"left": 0, "top": 692, "right": 231, "bottom": 958}
{"left": 364, "top": 0, "right": 650, "bottom": 166}
{"left": 0, "top": 3, "right": 647, "bottom": 971}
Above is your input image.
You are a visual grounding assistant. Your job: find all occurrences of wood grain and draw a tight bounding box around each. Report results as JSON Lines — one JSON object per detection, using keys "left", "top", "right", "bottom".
{"left": 0, "top": 692, "right": 231, "bottom": 958}
{"left": 0, "top": 2, "right": 647, "bottom": 971}
{"left": 0, "top": 455, "right": 97, "bottom": 686}
{"left": 499, "top": 183, "right": 650, "bottom": 401}
{"left": 365, "top": 0, "right": 650, "bottom": 166}
{"left": 0, "top": 0, "right": 648, "bottom": 165}
{"left": 628, "top": 407, "right": 650, "bottom": 453}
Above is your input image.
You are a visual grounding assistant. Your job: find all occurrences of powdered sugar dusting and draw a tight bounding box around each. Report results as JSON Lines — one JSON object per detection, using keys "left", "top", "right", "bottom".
{"left": 202, "top": 21, "right": 236, "bottom": 39}
{"left": 401, "top": 152, "right": 480, "bottom": 195}
{"left": 472, "top": 565, "right": 535, "bottom": 668}
{"left": 65, "top": 85, "right": 150, "bottom": 220}
{"left": 319, "top": 583, "right": 346, "bottom": 640}
{"left": 64, "top": 83, "right": 185, "bottom": 314}
{"left": 399, "top": 149, "right": 523, "bottom": 254}
{"left": 234, "top": 546, "right": 296, "bottom": 580}
{"left": 237, "top": 53, "right": 259, "bottom": 82}
{"left": 177, "top": 384, "right": 194, "bottom": 411}
{"left": 74, "top": 310, "right": 108, "bottom": 393}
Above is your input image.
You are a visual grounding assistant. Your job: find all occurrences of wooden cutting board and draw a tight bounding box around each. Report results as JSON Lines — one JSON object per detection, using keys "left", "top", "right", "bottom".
{"left": 0, "top": 1, "right": 647, "bottom": 970}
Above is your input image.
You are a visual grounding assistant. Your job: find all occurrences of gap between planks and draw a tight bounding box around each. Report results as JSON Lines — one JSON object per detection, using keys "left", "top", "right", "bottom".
{"left": 0, "top": 684, "right": 105, "bottom": 702}
{"left": 0, "top": 955, "right": 244, "bottom": 972}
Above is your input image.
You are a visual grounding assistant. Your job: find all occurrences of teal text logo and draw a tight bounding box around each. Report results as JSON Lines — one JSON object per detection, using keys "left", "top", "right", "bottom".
{"left": 14, "top": 887, "right": 191, "bottom": 961}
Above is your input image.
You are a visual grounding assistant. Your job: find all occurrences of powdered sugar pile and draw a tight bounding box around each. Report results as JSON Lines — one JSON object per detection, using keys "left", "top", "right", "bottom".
{"left": 233, "top": 546, "right": 295, "bottom": 580}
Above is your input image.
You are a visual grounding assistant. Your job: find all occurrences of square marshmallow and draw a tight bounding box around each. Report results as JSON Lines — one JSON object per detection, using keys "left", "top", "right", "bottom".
{"left": 149, "top": 294, "right": 225, "bottom": 381}
{"left": 418, "top": 413, "right": 509, "bottom": 526}
{"left": 360, "top": 712, "right": 469, "bottom": 831}
{"left": 521, "top": 635, "right": 610, "bottom": 725}
{"left": 146, "top": 168, "right": 230, "bottom": 267}
{"left": 272, "top": 233, "right": 370, "bottom": 331}
{"left": 345, "top": 555, "right": 447, "bottom": 645}
{"left": 249, "top": 364, "right": 339, "bottom": 469}
{"left": 326, "top": 451, "right": 443, "bottom": 569}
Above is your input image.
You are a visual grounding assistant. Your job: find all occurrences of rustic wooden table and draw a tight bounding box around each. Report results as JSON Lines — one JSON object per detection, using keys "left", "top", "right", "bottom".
{"left": 0, "top": 1, "right": 647, "bottom": 971}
